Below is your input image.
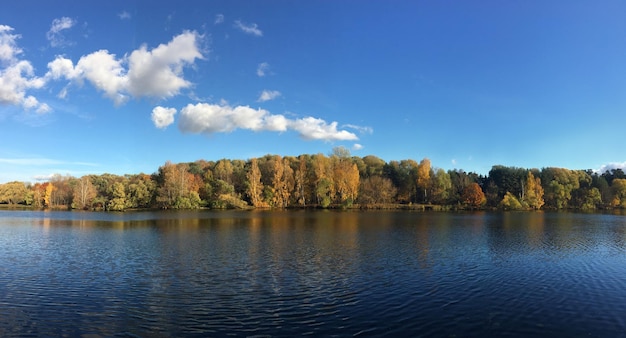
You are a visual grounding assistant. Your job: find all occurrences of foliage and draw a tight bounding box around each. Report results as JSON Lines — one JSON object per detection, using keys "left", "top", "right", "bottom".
{"left": 4, "top": 154, "right": 626, "bottom": 212}
{"left": 462, "top": 183, "right": 486, "bottom": 209}
{"left": 500, "top": 192, "right": 523, "bottom": 210}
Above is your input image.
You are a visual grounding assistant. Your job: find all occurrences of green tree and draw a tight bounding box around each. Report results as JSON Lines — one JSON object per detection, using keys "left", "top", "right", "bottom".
{"left": 430, "top": 168, "right": 452, "bottom": 204}
{"left": 108, "top": 182, "right": 127, "bottom": 211}
{"left": 0, "top": 181, "right": 29, "bottom": 205}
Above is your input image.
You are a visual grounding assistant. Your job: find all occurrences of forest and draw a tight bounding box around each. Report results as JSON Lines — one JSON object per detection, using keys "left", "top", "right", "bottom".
{"left": 1, "top": 147, "right": 626, "bottom": 211}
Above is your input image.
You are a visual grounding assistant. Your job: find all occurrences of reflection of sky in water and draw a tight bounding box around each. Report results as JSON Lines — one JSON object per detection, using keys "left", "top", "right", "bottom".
{"left": 0, "top": 210, "right": 625, "bottom": 336}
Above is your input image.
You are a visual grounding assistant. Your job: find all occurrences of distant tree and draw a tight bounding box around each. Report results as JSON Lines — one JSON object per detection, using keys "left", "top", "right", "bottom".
{"left": 127, "top": 174, "right": 156, "bottom": 209}
{"left": 108, "top": 182, "right": 127, "bottom": 211}
{"left": 312, "top": 153, "right": 334, "bottom": 207}
{"left": 72, "top": 176, "right": 96, "bottom": 210}
{"left": 293, "top": 156, "right": 310, "bottom": 206}
{"left": 362, "top": 155, "right": 386, "bottom": 178}
{"left": 333, "top": 155, "right": 359, "bottom": 207}
{"left": 246, "top": 158, "right": 266, "bottom": 207}
{"left": 416, "top": 158, "right": 431, "bottom": 203}
{"left": 611, "top": 178, "right": 626, "bottom": 208}
{"left": 579, "top": 187, "right": 602, "bottom": 210}
{"left": 358, "top": 176, "right": 397, "bottom": 205}
{"left": 500, "top": 192, "right": 523, "bottom": 210}
{"left": 523, "top": 171, "right": 544, "bottom": 210}
{"left": 0, "top": 181, "right": 29, "bottom": 205}
{"left": 462, "top": 183, "right": 486, "bottom": 209}
{"left": 44, "top": 182, "right": 54, "bottom": 208}
{"left": 430, "top": 168, "right": 452, "bottom": 204}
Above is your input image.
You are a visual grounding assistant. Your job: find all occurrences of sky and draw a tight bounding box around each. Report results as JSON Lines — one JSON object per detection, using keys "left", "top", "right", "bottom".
{"left": 1, "top": 0, "right": 626, "bottom": 183}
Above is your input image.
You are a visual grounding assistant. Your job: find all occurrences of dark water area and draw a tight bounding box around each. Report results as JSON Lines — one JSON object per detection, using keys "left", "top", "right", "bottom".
{"left": 1, "top": 210, "right": 626, "bottom": 337}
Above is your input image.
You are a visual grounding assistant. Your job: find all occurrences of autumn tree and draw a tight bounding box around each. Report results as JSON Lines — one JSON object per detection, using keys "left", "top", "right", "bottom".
{"left": 384, "top": 159, "right": 418, "bottom": 203}
{"left": 108, "top": 181, "right": 128, "bottom": 211}
{"left": 293, "top": 155, "right": 310, "bottom": 206}
{"left": 72, "top": 176, "right": 97, "bottom": 210}
{"left": 430, "top": 168, "right": 452, "bottom": 204}
{"left": 246, "top": 158, "right": 266, "bottom": 207}
{"left": 523, "top": 171, "right": 544, "bottom": 210}
{"left": 416, "top": 158, "right": 431, "bottom": 203}
{"left": 500, "top": 191, "right": 523, "bottom": 210}
{"left": 156, "top": 161, "right": 201, "bottom": 209}
{"left": 127, "top": 174, "right": 156, "bottom": 209}
{"left": 0, "top": 181, "right": 29, "bottom": 205}
{"left": 332, "top": 152, "right": 360, "bottom": 207}
{"left": 266, "top": 156, "right": 294, "bottom": 208}
{"left": 44, "top": 182, "right": 54, "bottom": 208}
{"left": 312, "top": 153, "right": 334, "bottom": 207}
{"left": 462, "top": 183, "right": 486, "bottom": 209}
{"left": 611, "top": 178, "right": 626, "bottom": 208}
{"left": 541, "top": 168, "right": 585, "bottom": 209}
{"left": 358, "top": 176, "right": 397, "bottom": 205}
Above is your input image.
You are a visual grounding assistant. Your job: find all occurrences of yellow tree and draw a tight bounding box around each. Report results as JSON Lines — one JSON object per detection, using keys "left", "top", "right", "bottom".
{"left": 44, "top": 182, "right": 54, "bottom": 208}
{"left": 611, "top": 178, "right": 626, "bottom": 208}
{"left": 0, "top": 181, "right": 29, "bottom": 205}
{"left": 416, "top": 158, "right": 431, "bottom": 202}
{"left": 333, "top": 158, "right": 359, "bottom": 206}
{"left": 269, "top": 155, "right": 292, "bottom": 208}
{"left": 312, "top": 153, "right": 334, "bottom": 207}
{"left": 294, "top": 156, "right": 309, "bottom": 206}
{"left": 523, "top": 171, "right": 544, "bottom": 210}
{"left": 246, "top": 158, "right": 266, "bottom": 207}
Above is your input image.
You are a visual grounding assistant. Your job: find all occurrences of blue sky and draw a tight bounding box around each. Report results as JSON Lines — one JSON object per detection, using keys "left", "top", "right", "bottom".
{"left": 1, "top": 1, "right": 626, "bottom": 183}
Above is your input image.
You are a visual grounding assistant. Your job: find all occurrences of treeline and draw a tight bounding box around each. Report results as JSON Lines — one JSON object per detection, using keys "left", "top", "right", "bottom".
{"left": 1, "top": 148, "right": 626, "bottom": 211}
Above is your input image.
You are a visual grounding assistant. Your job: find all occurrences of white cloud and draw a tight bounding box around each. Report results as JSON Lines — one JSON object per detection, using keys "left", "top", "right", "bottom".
{"left": 118, "top": 11, "right": 131, "bottom": 20}
{"left": 344, "top": 124, "right": 373, "bottom": 134}
{"left": 46, "top": 30, "right": 204, "bottom": 104}
{"left": 352, "top": 143, "right": 364, "bottom": 151}
{"left": 290, "top": 117, "right": 358, "bottom": 141}
{"left": 234, "top": 20, "right": 262, "bottom": 37}
{"left": 596, "top": 161, "right": 626, "bottom": 174}
{"left": 0, "top": 25, "right": 21, "bottom": 61}
{"left": 258, "top": 90, "right": 281, "bottom": 102}
{"left": 257, "top": 62, "right": 269, "bottom": 77}
{"left": 127, "top": 30, "right": 203, "bottom": 98}
{"left": 215, "top": 14, "right": 224, "bottom": 25}
{"left": 151, "top": 106, "right": 177, "bottom": 129}
{"left": 0, "top": 26, "right": 50, "bottom": 113}
{"left": 47, "top": 17, "right": 76, "bottom": 47}
{"left": 178, "top": 102, "right": 359, "bottom": 141}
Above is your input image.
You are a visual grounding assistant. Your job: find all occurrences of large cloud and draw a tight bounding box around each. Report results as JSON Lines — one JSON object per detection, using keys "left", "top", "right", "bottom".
{"left": 46, "top": 30, "right": 203, "bottom": 104}
{"left": 176, "top": 102, "right": 358, "bottom": 141}
{"left": 0, "top": 25, "right": 50, "bottom": 113}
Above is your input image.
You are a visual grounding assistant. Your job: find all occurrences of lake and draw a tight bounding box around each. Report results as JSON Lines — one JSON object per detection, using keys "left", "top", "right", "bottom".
{"left": 1, "top": 210, "right": 625, "bottom": 337}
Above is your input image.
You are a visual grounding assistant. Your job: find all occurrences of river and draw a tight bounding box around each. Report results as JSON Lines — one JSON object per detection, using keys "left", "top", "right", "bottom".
{"left": 1, "top": 210, "right": 625, "bottom": 337}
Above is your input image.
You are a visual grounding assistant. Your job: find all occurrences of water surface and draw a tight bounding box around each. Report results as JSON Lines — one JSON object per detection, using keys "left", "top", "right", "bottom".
{"left": 1, "top": 210, "right": 625, "bottom": 337}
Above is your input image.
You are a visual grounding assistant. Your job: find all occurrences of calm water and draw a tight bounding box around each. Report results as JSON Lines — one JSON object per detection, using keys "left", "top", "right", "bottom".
{"left": 1, "top": 210, "right": 626, "bottom": 337}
